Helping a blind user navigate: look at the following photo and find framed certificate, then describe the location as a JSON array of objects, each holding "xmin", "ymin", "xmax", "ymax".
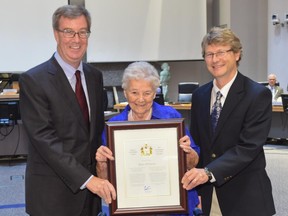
[{"xmin": 105, "ymin": 118, "xmax": 187, "ymax": 215}]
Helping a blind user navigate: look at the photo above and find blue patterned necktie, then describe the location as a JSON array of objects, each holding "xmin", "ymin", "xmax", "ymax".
[{"xmin": 211, "ymin": 91, "xmax": 222, "ymax": 133}]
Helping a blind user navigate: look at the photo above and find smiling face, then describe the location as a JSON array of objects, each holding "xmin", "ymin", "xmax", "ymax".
[
  {"xmin": 54, "ymin": 15, "xmax": 88, "ymax": 69},
  {"xmin": 124, "ymin": 79, "xmax": 156, "ymax": 120},
  {"xmin": 204, "ymin": 44, "xmax": 240, "ymax": 88}
]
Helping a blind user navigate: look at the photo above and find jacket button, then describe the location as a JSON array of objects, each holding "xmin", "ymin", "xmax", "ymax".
[{"xmin": 211, "ymin": 153, "xmax": 216, "ymax": 158}]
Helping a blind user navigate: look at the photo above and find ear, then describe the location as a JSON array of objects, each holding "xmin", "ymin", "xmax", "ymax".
[
  {"xmin": 124, "ymin": 90, "xmax": 127, "ymax": 99},
  {"xmin": 234, "ymin": 51, "xmax": 241, "ymax": 61},
  {"xmin": 53, "ymin": 30, "xmax": 60, "ymax": 43}
]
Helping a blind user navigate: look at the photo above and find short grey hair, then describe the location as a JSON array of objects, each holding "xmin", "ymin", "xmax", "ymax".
[
  {"xmin": 52, "ymin": 5, "xmax": 91, "ymax": 31},
  {"xmin": 122, "ymin": 62, "xmax": 160, "ymax": 91},
  {"xmin": 268, "ymin": 73, "xmax": 277, "ymax": 80}
]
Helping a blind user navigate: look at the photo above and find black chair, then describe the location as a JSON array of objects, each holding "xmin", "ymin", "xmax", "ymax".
[
  {"xmin": 154, "ymin": 93, "xmax": 164, "ymax": 105},
  {"xmin": 258, "ymin": 81, "xmax": 280, "ymax": 86},
  {"xmin": 178, "ymin": 82, "xmax": 199, "ymax": 103},
  {"xmin": 281, "ymin": 94, "xmax": 288, "ymax": 113},
  {"xmin": 103, "ymin": 88, "xmax": 108, "ymax": 111},
  {"xmin": 103, "ymin": 86, "xmax": 126, "ymax": 111}
]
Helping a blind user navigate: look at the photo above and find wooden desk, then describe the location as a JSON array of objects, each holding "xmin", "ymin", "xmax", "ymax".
[
  {"xmin": 272, "ymin": 105, "xmax": 283, "ymax": 112},
  {"xmin": 114, "ymin": 103, "xmax": 287, "ymax": 139},
  {"xmin": 114, "ymin": 102, "xmax": 192, "ymax": 110},
  {"xmin": 0, "ymin": 94, "xmax": 19, "ymax": 99},
  {"xmin": 0, "ymin": 94, "xmax": 26, "ymax": 156},
  {"xmin": 114, "ymin": 103, "xmax": 284, "ymax": 112},
  {"xmin": 1, "ymin": 94, "xmax": 282, "ymax": 112},
  {"xmin": 114, "ymin": 102, "xmax": 191, "ymax": 110},
  {"xmin": 0, "ymin": 94, "xmax": 117, "ymax": 156}
]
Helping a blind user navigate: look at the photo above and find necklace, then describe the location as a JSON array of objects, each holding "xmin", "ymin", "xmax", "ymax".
[{"xmin": 128, "ymin": 108, "xmax": 152, "ymax": 121}]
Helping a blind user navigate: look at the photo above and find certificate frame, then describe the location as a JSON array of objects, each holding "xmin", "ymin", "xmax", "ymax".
[{"xmin": 106, "ymin": 118, "xmax": 187, "ymax": 215}]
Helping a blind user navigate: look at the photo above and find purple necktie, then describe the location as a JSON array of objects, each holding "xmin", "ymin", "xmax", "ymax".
[{"xmin": 75, "ymin": 70, "xmax": 89, "ymax": 128}]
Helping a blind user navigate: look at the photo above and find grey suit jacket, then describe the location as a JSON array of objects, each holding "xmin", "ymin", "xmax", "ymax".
[
  {"xmin": 266, "ymin": 85, "xmax": 283, "ymax": 100},
  {"xmin": 190, "ymin": 72, "xmax": 275, "ymax": 216},
  {"xmin": 20, "ymin": 56, "xmax": 104, "ymax": 216}
]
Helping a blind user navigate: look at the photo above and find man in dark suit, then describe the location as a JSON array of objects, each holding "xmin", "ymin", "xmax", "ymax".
[
  {"xmin": 181, "ymin": 27, "xmax": 275, "ymax": 216},
  {"xmin": 19, "ymin": 5, "xmax": 116, "ymax": 216}
]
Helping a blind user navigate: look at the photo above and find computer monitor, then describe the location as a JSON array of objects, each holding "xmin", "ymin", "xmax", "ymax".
[
  {"xmin": 281, "ymin": 94, "xmax": 288, "ymax": 113},
  {"xmin": 0, "ymin": 100, "xmax": 20, "ymax": 125}
]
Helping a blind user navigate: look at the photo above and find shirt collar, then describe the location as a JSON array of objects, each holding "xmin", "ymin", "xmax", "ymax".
[
  {"xmin": 212, "ymin": 71, "xmax": 238, "ymax": 100},
  {"xmin": 54, "ymin": 52, "xmax": 84, "ymax": 79}
]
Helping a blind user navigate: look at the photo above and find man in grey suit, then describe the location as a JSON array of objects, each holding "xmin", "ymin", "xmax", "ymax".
[
  {"xmin": 20, "ymin": 5, "xmax": 116, "ymax": 216},
  {"xmin": 267, "ymin": 73, "xmax": 283, "ymax": 101},
  {"xmin": 181, "ymin": 27, "xmax": 275, "ymax": 215}
]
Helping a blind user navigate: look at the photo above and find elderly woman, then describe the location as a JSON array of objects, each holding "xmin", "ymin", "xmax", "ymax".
[{"xmin": 96, "ymin": 61, "xmax": 200, "ymax": 216}]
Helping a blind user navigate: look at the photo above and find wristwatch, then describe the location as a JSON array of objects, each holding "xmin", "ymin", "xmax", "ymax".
[{"xmin": 204, "ymin": 167, "xmax": 213, "ymax": 181}]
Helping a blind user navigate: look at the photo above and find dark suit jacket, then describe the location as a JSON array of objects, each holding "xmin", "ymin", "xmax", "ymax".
[
  {"xmin": 19, "ymin": 56, "xmax": 104, "ymax": 216},
  {"xmin": 190, "ymin": 72, "xmax": 275, "ymax": 216}
]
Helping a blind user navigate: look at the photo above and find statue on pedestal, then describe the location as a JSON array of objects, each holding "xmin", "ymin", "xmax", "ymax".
[{"xmin": 160, "ymin": 62, "xmax": 171, "ymax": 102}]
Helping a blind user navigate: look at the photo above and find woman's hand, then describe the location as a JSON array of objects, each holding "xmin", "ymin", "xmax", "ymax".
[
  {"xmin": 95, "ymin": 146, "xmax": 114, "ymax": 179},
  {"xmin": 179, "ymin": 135, "xmax": 199, "ymax": 169},
  {"xmin": 96, "ymin": 146, "xmax": 114, "ymax": 162},
  {"xmin": 179, "ymin": 135, "xmax": 193, "ymax": 153},
  {"xmin": 95, "ymin": 146, "xmax": 114, "ymax": 162}
]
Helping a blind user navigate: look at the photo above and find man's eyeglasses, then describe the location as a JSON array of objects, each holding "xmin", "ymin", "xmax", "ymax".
[
  {"xmin": 57, "ymin": 29, "xmax": 91, "ymax": 39},
  {"xmin": 204, "ymin": 49, "xmax": 233, "ymax": 60}
]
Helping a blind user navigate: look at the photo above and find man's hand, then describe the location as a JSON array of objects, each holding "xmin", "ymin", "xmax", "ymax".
[
  {"xmin": 86, "ymin": 176, "xmax": 116, "ymax": 204},
  {"xmin": 181, "ymin": 168, "xmax": 209, "ymax": 190}
]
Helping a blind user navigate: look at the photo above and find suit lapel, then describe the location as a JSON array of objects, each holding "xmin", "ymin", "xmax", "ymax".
[
  {"xmin": 48, "ymin": 57, "xmax": 89, "ymax": 133},
  {"xmin": 198, "ymin": 82, "xmax": 214, "ymax": 139},
  {"xmin": 274, "ymin": 86, "xmax": 281, "ymax": 99},
  {"xmin": 83, "ymin": 64, "xmax": 97, "ymax": 139},
  {"xmin": 83, "ymin": 63, "xmax": 105, "ymax": 143}
]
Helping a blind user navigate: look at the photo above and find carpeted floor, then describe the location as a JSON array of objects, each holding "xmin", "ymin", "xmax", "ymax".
[{"xmin": 0, "ymin": 157, "xmax": 27, "ymax": 216}]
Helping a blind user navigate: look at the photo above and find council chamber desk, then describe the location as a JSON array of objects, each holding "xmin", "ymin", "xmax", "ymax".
[
  {"xmin": 114, "ymin": 103, "xmax": 287, "ymax": 140},
  {"xmin": 114, "ymin": 102, "xmax": 284, "ymax": 112},
  {"xmin": 0, "ymin": 94, "xmax": 28, "ymax": 157},
  {"xmin": 0, "ymin": 94, "xmax": 119, "ymax": 157},
  {"xmin": 114, "ymin": 102, "xmax": 192, "ymax": 110}
]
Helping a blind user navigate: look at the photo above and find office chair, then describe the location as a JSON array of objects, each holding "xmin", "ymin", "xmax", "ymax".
[
  {"xmin": 258, "ymin": 81, "xmax": 280, "ymax": 86},
  {"xmin": 281, "ymin": 94, "xmax": 288, "ymax": 113},
  {"xmin": 103, "ymin": 88, "xmax": 108, "ymax": 111},
  {"xmin": 154, "ymin": 93, "xmax": 164, "ymax": 105},
  {"xmin": 178, "ymin": 82, "xmax": 199, "ymax": 103},
  {"xmin": 103, "ymin": 86, "xmax": 125, "ymax": 111}
]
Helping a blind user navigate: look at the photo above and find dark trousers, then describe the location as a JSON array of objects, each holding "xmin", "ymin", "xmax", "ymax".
[{"xmin": 80, "ymin": 191, "xmax": 101, "ymax": 216}]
